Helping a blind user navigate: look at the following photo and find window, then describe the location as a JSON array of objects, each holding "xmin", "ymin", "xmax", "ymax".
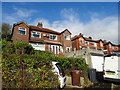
[
  {"xmin": 100, "ymin": 43, "xmax": 103, "ymax": 47},
  {"xmin": 94, "ymin": 43, "xmax": 97, "ymax": 47},
  {"xmin": 18, "ymin": 27, "xmax": 26, "ymax": 35},
  {"xmin": 112, "ymin": 46, "xmax": 114, "ymax": 49},
  {"xmin": 80, "ymin": 39, "xmax": 84, "ymax": 44},
  {"xmin": 65, "ymin": 35, "xmax": 70, "ymax": 40},
  {"xmin": 109, "ymin": 44, "xmax": 112, "ymax": 48},
  {"xmin": 91, "ymin": 42, "xmax": 94, "ymax": 46},
  {"xmin": 32, "ymin": 31, "xmax": 40, "ymax": 38},
  {"xmin": 85, "ymin": 41, "xmax": 88, "ymax": 45},
  {"xmin": 50, "ymin": 35, "xmax": 57, "ymax": 40},
  {"xmin": 116, "ymin": 46, "xmax": 118, "ymax": 49}
]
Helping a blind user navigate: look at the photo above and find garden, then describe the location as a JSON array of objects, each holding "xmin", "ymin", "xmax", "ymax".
[{"xmin": 1, "ymin": 41, "xmax": 89, "ymax": 88}]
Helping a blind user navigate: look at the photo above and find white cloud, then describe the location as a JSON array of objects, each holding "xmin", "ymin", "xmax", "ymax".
[
  {"xmin": 2, "ymin": 7, "xmax": 37, "ymax": 24},
  {"xmin": 13, "ymin": 8, "xmax": 37, "ymax": 18},
  {"xmin": 31, "ymin": 8, "xmax": 118, "ymax": 44},
  {"xmin": 3, "ymin": 7, "xmax": 118, "ymax": 44}
]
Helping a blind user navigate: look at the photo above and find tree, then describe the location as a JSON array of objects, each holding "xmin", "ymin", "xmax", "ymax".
[{"xmin": 1, "ymin": 23, "xmax": 12, "ymax": 41}]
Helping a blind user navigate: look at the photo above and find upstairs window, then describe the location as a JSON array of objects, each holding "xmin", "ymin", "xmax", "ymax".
[
  {"xmin": 80, "ymin": 39, "xmax": 84, "ymax": 44},
  {"xmin": 109, "ymin": 44, "xmax": 112, "ymax": 48},
  {"xmin": 116, "ymin": 46, "xmax": 118, "ymax": 49},
  {"xmin": 85, "ymin": 41, "xmax": 89, "ymax": 45},
  {"xmin": 91, "ymin": 42, "xmax": 95, "ymax": 46},
  {"xmin": 100, "ymin": 43, "xmax": 103, "ymax": 47},
  {"xmin": 65, "ymin": 35, "xmax": 70, "ymax": 40},
  {"xmin": 50, "ymin": 35, "xmax": 57, "ymax": 40},
  {"xmin": 18, "ymin": 27, "xmax": 26, "ymax": 35},
  {"xmin": 94, "ymin": 43, "xmax": 97, "ymax": 47},
  {"xmin": 32, "ymin": 31, "xmax": 40, "ymax": 38},
  {"xmin": 112, "ymin": 46, "xmax": 114, "ymax": 49}
]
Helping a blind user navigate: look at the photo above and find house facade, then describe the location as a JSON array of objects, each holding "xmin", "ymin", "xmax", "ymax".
[
  {"xmin": 11, "ymin": 21, "xmax": 72, "ymax": 56},
  {"xmin": 71, "ymin": 33, "xmax": 120, "ymax": 54},
  {"xmin": 103, "ymin": 41, "xmax": 120, "ymax": 54},
  {"xmin": 11, "ymin": 21, "xmax": 120, "ymax": 56},
  {"xmin": 71, "ymin": 33, "xmax": 104, "ymax": 51}
]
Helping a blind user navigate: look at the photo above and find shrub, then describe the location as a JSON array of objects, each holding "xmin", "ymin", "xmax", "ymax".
[
  {"xmin": 2, "ymin": 41, "xmax": 59, "ymax": 88},
  {"xmin": 2, "ymin": 54, "xmax": 59, "ymax": 88},
  {"xmin": 52, "ymin": 57, "xmax": 88, "ymax": 75},
  {"xmin": 2, "ymin": 41, "xmax": 35, "ymax": 54},
  {"xmin": 2, "ymin": 41, "xmax": 88, "ymax": 88}
]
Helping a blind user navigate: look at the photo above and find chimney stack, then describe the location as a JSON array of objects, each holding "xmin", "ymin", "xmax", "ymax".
[
  {"xmin": 79, "ymin": 33, "xmax": 83, "ymax": 36},
  {"xmin": 37, "ymin": 22, "xmax": 43, "ymax": 28},
  {"xmin": 104, "ymin": 40, "xmax": 107, "ymax": 43},
  {"xmin": 89, "ymin": 36, "xmax": 92, "ymax": 39}
]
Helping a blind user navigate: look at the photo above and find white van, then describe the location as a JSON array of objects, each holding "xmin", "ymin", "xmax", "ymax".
[
  {"xmin": 103, "ymin": 54, "xmax": 120, "ymax": 82},
  {"xmin": 52, "ymin": 61, "xmax": 66, "ymax": 88}
]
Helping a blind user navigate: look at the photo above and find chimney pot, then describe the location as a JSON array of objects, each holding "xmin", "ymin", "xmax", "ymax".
[{"xmin": 37, "ymin": 22, "xmax": 43, "ymax": 28}]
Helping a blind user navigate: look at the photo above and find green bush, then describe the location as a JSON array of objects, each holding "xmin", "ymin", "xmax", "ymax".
[
  {"xmin": 1, "ymin": 41, "xmax": 35, "ymax": 54},
  {"xmin": 2, "ymin": 54, "xmax": 59, "ymax": 88},
  {"xmin": 1, "ymin": 41, "xmax": 88, "ymax": 88},
  {"xmin": 2, "ymin": 41, "xmax": 59, "ymax": 88},
  {"xmin": 51, "ymin": 57, "xmax": 88, "ymax": 75}
]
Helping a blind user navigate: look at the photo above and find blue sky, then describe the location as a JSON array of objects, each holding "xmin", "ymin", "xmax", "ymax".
[{"xmin": 2, "ymin": 2, "xmax": 118, "ymax": 44}]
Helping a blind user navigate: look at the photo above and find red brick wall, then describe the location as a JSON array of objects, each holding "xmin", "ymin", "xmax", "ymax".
[
  {"xmin": 60, "ymin": 31, "xmax": 72, "ymax": 53},
  {"xmin": 97, "ymin": 41, "xmax": 104, "ymax": 50},
  {"xmin": 12, "ymin": 23, "xmax": 29, "ymax": 43}
]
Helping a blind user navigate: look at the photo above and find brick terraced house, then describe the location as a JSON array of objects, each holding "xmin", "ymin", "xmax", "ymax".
[
  {"xmin": 11, "ymin": 21, "xmax": 120, "ymax": 55},
  {"xmin": 11, "ymin": 21, "xmax": 72, "ymax": 56},
  {"xmin": 103, "ymin": 40, "xmax": 120, "ymax": 54},
  {"xmin": 71, "ymin": 33, "xmax": 104, "ymax": 51}
]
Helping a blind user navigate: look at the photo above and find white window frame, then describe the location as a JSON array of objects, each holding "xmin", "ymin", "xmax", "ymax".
[
  {"xmin": 109, "ymin": 44, "xmax": 112, "ymax": 48},
  {"xmin": 116, "ymin": 46, "xmax": 118, "ymax": 50},
  {"xmin": 100, "ymin": 43, "xmax": 103, "ymax": 47},
  {"xmin": 94, "ymin": 43, "xmax": 97, "ymax": 47},
  {"xmin": 32, "ymin": 31, "xmax": 41, "ymax": 38},
  {"xmin": 112, "ymin": 46, "xmax": 114, "ymax": 49},
  {"xmin": 50, "ymin": 34, "xmax": 57, "ymax": 40},
  {"xmin": 64, "ymin": 34, "xmax": 70, "ymax": 40},
  {"xmin": 80, "ymin": 39, "xmax": 84, "ymax": 44},
  {"xmin": 85, "ymin": 41, "xmax": 88, "ymax": 45},
  {"xmin": 18, "ymin": 27, "xmax": 26, "ymax": 35}
]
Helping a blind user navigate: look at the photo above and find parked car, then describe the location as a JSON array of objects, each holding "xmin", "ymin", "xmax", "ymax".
[
  {"xmin": 103, "ymin": 54, "xmax": 120, "ymax": 83},
  {"xmin": 52, "ymin": 61, "xmax": 66, "ymax": 88}
]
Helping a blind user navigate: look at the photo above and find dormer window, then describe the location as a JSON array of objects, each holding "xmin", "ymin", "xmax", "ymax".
[
  {"xmin": 32, "ymin": 31, "xmax": 40, "ymax": 38},
  {"xmin": 50, "ymin": 35, "xmax": 57, "ymax": 40},
  {"xmin": 65, "ymin": 35, "xmax": 70, "ymax": 40},
  {"xmin": 18, "ymin": 27, "xmax": 26, "ymax": 35}
]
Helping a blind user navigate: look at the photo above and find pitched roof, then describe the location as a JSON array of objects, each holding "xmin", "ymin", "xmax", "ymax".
[
  {"xmin": 14, "ymin": 21, "xmax": 29, "ymax": 27},
  {"xmin": 104, "ymin": 41, "xmax": 117, "ymax": 46},
  {"xmin": 29, "ymin": 25, "xmax": 60, "ymax": 35},
  {"xmin": 60, "ymin": 29, "xmax": 72, "ymax": 35},
  {"xmin": 71, "ymin": 35, "xmax": 98, "ymax": 42}
]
